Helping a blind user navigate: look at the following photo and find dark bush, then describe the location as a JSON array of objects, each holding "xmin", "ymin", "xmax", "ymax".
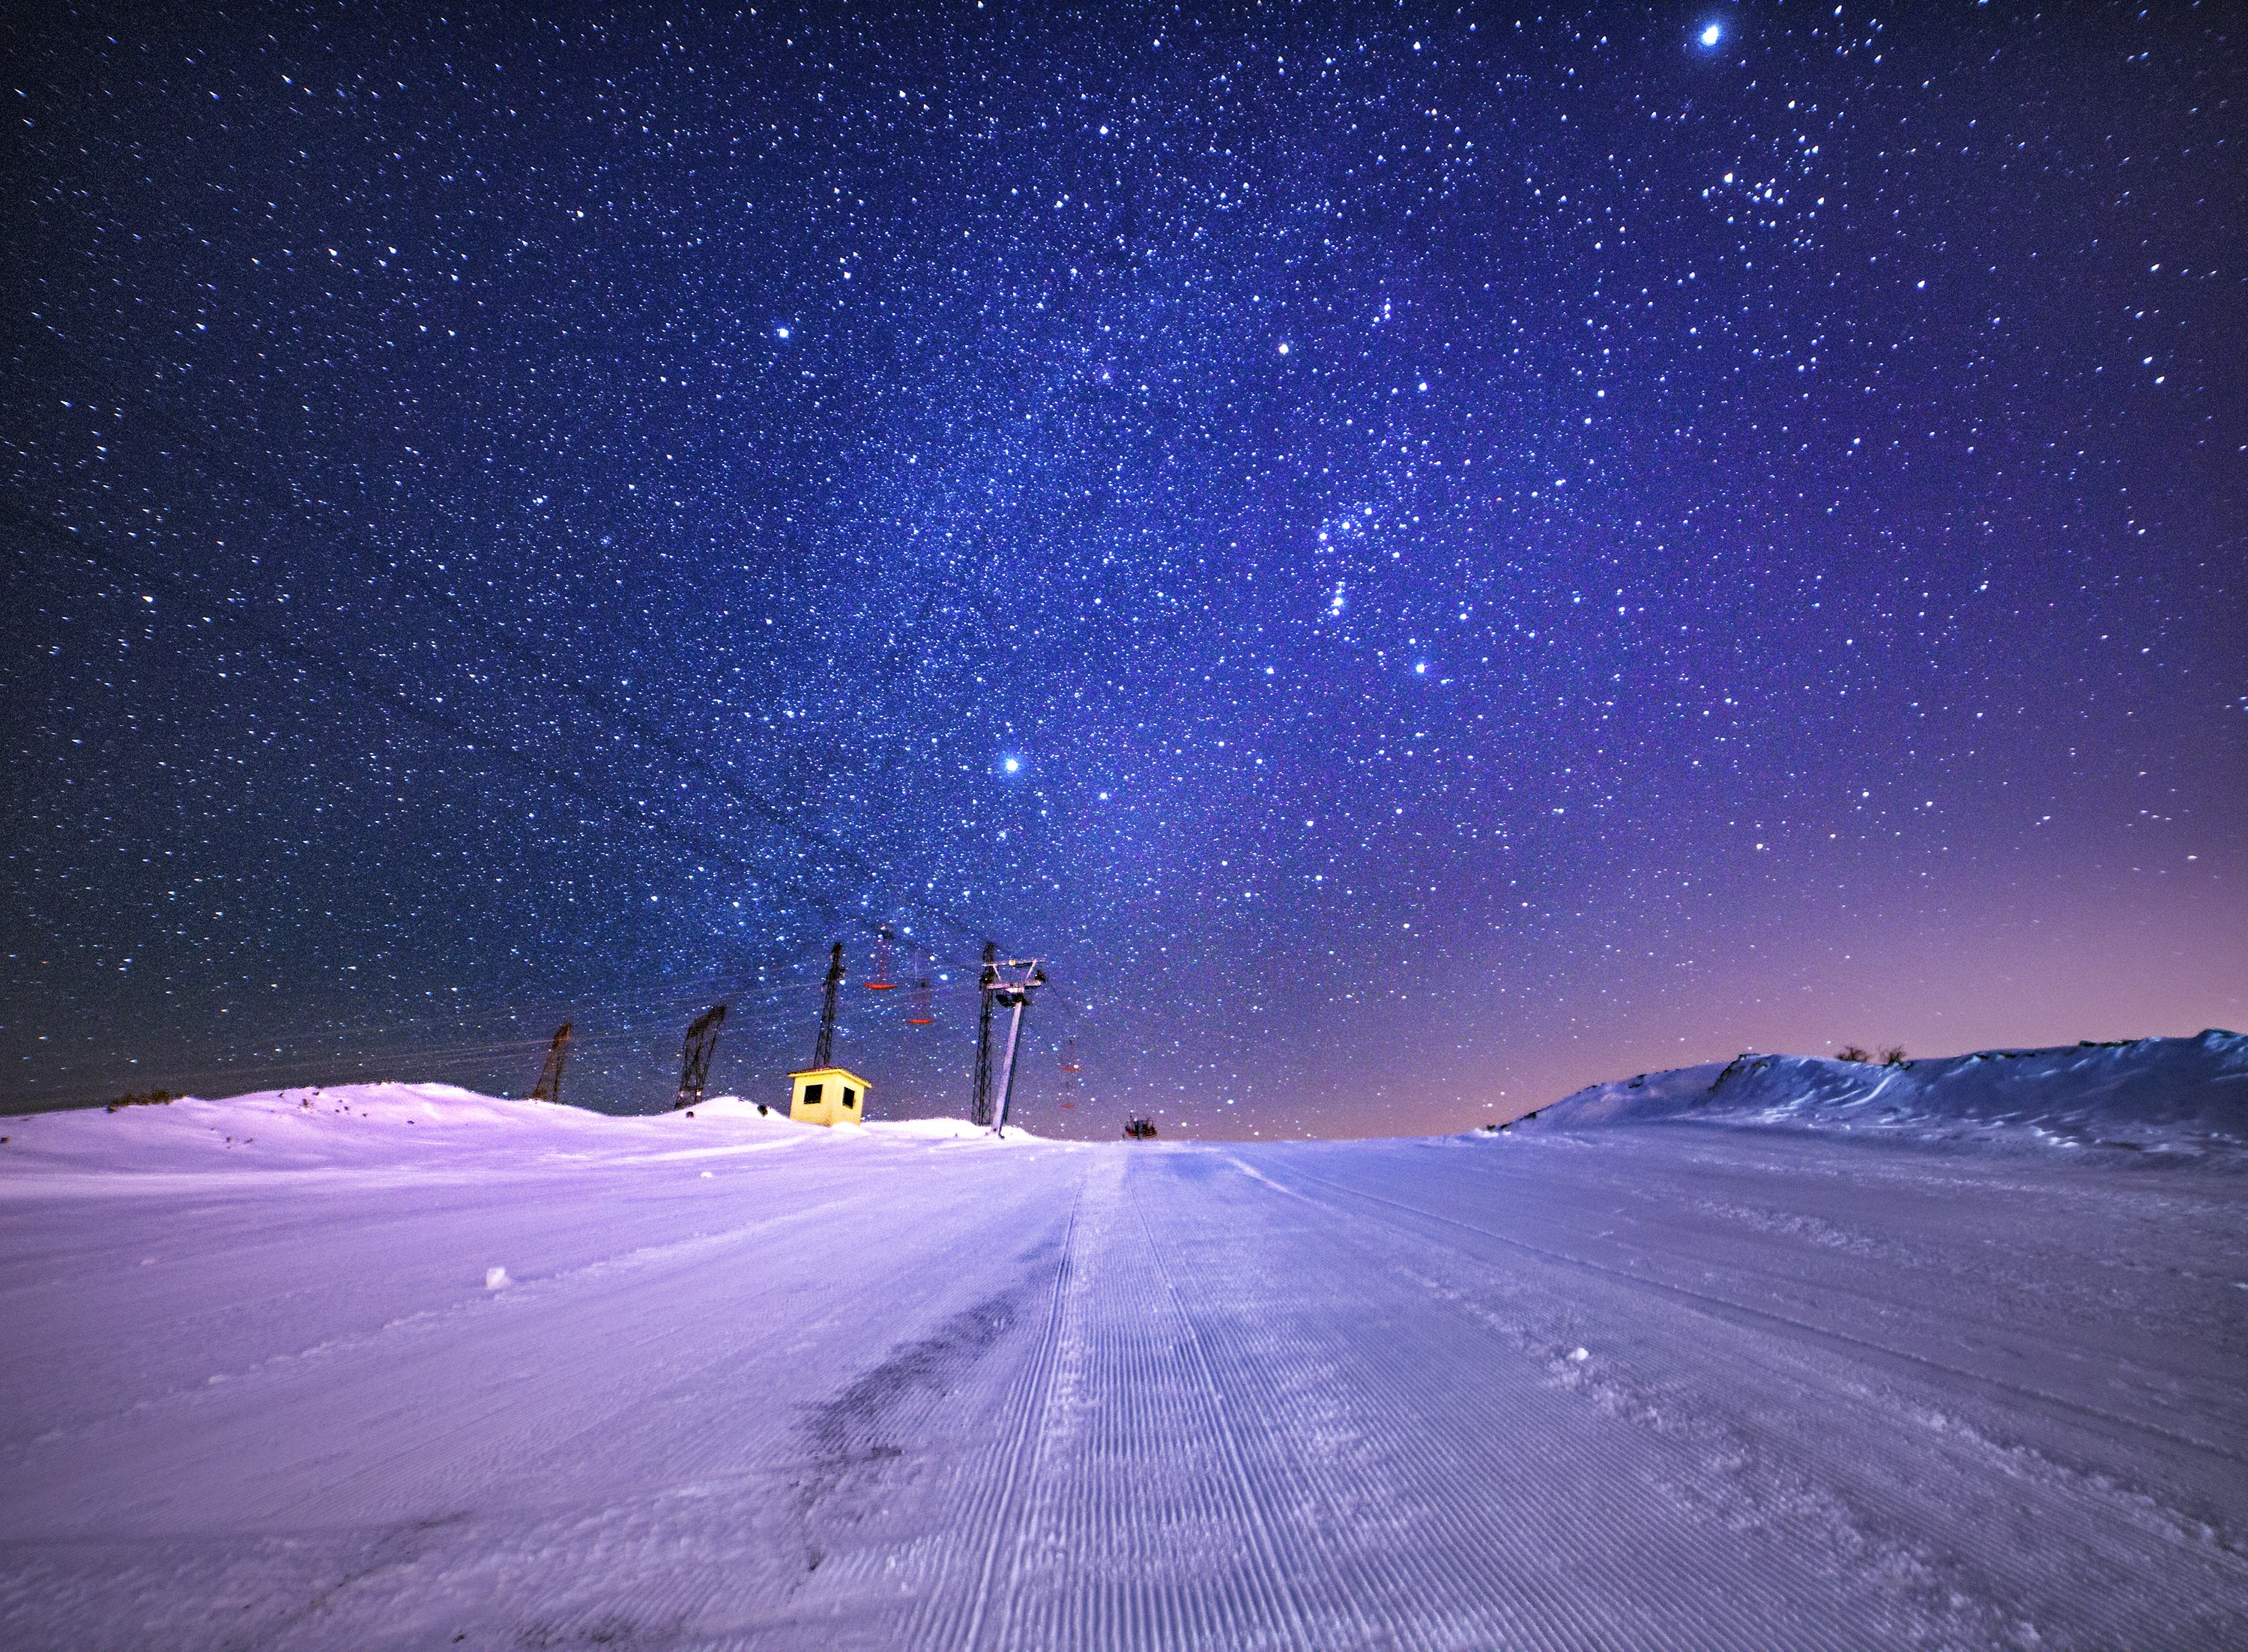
[
  {"xmin": 105, "ymin": 1089, "xmax": 178, "ymax": 1113},
  {"xmin": 1836, "ymin": 1045, "xmax": 1870, "ymax": 1064},
  {"xmin": 1881, "ymin": 1046, "xmax": 1908, "ymax": 1066}
]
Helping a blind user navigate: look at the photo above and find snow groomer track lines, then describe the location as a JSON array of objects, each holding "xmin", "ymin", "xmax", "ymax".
[{"xmin": 4, "ymin": 1056, "xmax": 2246, "ymax": 1648}]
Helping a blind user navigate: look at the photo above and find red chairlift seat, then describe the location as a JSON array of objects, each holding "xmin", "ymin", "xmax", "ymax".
[{"xmin": 865, "ymin": 927, "xmax": 899, "ymax": 990}]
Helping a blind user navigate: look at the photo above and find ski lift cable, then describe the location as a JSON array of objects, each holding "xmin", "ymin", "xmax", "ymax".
[
  {"xmin": 88, "ymin": 957, "xmax": 1011, "ymax": 1094},
  {"xmin": 3, "ymin": 503, "xmax": 1004, "ymax": 981},
  {"xmin": 326, "ymin": 966, "xmax": 868, "ymax": 1048},
  {"xmin": 0, "ymin": 360, "xmax": 997, "ymax": 960},
  {"xmin": 229, "ymin": 937, "xmax": 1012, "ymax": 1065}
]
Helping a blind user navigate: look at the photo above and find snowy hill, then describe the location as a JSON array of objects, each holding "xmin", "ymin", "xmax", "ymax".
[
  {"xmin": 0, "ymin": 1082, "xmax": 1031, "ymax": 1179},
  {"xmin": 1508, "ymin": 1029, "xmax": 2248, "ymax": 1155}
]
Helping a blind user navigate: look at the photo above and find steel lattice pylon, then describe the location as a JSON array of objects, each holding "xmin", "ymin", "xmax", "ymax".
[
  {"xmin": 813, "ymin": 942, "xmax": 845, "ymax": 1068},
  {"xmin": 675, "ymin": 1003, "xmax": 726, "ymax": 1110},
  {"xmin": 529, "ymin": 1021, "xmax": 573, "ymax": 1104}
]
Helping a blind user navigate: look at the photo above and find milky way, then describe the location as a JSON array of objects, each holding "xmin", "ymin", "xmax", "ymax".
[{"xmin": 6, "ymin": 5, "xmax": 2242, "ymax": 1135}]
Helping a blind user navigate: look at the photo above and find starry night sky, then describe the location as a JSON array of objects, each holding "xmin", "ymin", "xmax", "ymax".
[{"xmin": 6, "ymin": 4, "xmax": 2243, "ymax": 1137}]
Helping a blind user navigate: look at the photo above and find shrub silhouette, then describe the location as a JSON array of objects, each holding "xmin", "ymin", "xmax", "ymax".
[
  {"xmin": 1881, "ymin": 1046, "xmax": 1908, "ymax": 1066},
  {"xmin": 105, "ymin": 1089, "xmax": 177, "ymax": 1113},
  {"xmin": 1836, "ymin": 1045, "xmax": 1870, "ymax": 1064}
]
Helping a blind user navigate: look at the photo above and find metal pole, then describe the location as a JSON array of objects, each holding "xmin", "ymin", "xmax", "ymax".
[
  {"xmin": 971, "ymin": 941, "xmax": 997, "ymax": 1126},
  {"xmin": 991, "ymin": 996, "xmax": 1029, "ymax": 1134}
]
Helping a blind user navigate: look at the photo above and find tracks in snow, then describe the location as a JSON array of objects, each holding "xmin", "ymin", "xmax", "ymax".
[
  {"xmin": 12, "ymin": 1135, "xmax": 2244, "ymax": 1649},
  {"xmin": 929, "ymin": 1150, "xmax": 1912, "ymax": 1649},
  {"xmin": 949, "ymin": 1176, "xmax": 1086, "ymax": 1651},
  {"xmin": 1275, "ymin": 1158, "xmax": 2245, "ymax": 1466},
  {"xmin": 1244, "ymin": 1143, "xmax": 2248, "ymax": 1649}
]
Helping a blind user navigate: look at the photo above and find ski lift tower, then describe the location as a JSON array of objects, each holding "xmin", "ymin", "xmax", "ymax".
[
  {"xmin": 529, "ymin": 1021, "xmax": 573, "ymax": 1104},
  {"xmin": 971, "ymin": 943, "xmax": 998, "ymax": 1126},
  {"xmin": 674, "ymin": 1003, "xmax": 726, "ymax": 1110},
  {"xmin": 982, "ymin": 957, "xmax": 1048, "ymax": 1135}
]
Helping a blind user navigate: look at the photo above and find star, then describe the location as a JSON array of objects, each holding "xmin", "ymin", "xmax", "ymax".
[{"xmin": 4, "ymin": 4, "xmax": 2234, "ymax": 1140}]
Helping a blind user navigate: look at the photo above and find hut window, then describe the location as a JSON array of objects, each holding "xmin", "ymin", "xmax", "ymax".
[
  {"xmin": 843, "ymin": 1089, "xmax": 857, "ymax": 1109},
  {"xmin": 803, "ymin": 1083, "xmax": 824, "ymax": 1107}
]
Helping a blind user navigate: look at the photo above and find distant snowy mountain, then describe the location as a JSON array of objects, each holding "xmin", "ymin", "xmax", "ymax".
[{"xmin": 1506, "ymin": 1029, "xmax": 2248, "ymax": 1156}]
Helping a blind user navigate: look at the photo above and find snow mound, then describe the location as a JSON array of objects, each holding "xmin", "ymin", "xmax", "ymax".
[
  {"xmin": 0, "ymin": 1083, "xmax": 1021, "ymax": 1180},
  {"xmin": 864, "ymin": 1117, "xmax": 1046, "ymax": 1143},
  {"xmin": 1506, "ymin": 1029, "xmax": 2248, "ymax": 1157}
]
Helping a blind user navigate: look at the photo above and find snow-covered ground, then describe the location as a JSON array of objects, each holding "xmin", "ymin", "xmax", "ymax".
[{"xmin": 3, "ymin": 1047, "xmax": 2244, "ymax": 1648}]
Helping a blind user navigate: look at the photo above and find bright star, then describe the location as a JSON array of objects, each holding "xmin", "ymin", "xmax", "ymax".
[
  {"xmin": 1699, "ymin": 23, "xmax": 1722, "ymax": 47},
  {"xmin": 1003, "ymin": 757, "xmax": 1021, "ymax": 773}
]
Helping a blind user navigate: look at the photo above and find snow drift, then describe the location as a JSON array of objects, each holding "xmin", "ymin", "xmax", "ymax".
[
  {"xmin": 1509, "ymin": 1029, "xmax": 2248, "ymax": 1155},
  {"xmin": 0, "ymin": 1081, "xmax": 1034, "ymax": 1180}
]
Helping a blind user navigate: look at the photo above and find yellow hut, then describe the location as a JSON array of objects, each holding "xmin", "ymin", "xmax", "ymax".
[{"xmin": 788, "ymin": 1066, "xmax": 871, "ymax": 1127}]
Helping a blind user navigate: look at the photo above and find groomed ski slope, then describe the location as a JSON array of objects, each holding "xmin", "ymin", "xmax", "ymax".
[{"xmin": 3, "ymin": 1056, "xmax": 2245, "ymax": 1650}]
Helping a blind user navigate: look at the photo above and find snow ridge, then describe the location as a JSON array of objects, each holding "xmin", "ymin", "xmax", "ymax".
[
  {"xmin": 1508, "ymin": 1029, "xmax": 2248, "ymax": 1155},
  {"xmin": 0, "ymin": 1083, "xmax": 1036, "ymax": 1182}
]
